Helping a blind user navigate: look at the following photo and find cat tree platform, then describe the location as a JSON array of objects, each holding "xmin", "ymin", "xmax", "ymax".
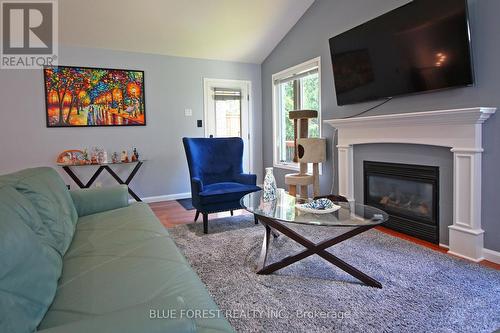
[{"xmin": 285, "ymin": 173, "xmax": 314, "ymax": 198}]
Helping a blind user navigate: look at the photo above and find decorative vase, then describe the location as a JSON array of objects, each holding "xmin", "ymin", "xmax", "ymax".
[{"xmin": 263, "ymin": 167, "xmax": 277, "ymax": 202}]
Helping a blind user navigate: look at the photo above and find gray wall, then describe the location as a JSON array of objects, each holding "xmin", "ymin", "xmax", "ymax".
[
  {"xmin": 353, "ymin": 144, "xmax": 453, "ymax": 245},
  {"xmin": 0, "ymin": 45, "xmax": 263, "ymax": 198},
  {"xmin": 262, "ymin": 0, "xmax": 499, "ymax": 251}
]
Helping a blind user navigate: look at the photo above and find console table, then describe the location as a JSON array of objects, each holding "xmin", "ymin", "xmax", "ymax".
[{"xmin": 59, "ymin": 161, "xmax": 145, "ymax": 202}]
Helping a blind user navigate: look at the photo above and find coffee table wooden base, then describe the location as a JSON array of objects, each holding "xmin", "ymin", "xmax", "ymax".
[{"xmin": 255, "ymin": 214, "xmax": 382, "ymax": 288}]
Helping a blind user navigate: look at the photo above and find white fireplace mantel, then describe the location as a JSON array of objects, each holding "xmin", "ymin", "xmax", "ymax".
[{"xmin": 325, "ymin": 107, "xmax": 496, "ymax": 262}]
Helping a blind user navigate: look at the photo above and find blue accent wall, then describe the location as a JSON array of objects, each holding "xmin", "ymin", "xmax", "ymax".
[{"xmin": 262, "ymin": 0, "xmax": 499, "ymax": 251}]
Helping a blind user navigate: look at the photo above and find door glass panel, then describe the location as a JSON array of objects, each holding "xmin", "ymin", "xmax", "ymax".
[{"xmin": 214, "ymin": 89, "xmax": 241, "ymax": 137}]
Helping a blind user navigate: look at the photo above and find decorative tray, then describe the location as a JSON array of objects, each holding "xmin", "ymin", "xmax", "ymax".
[{"xmin": 295, "ymin": 198, "xmax": 341, "ymax": 214}]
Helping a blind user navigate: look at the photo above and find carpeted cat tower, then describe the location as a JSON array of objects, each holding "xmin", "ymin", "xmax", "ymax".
[{"xmin": 285, "ymin": 110, "xmax": 326, "ymax": 199}]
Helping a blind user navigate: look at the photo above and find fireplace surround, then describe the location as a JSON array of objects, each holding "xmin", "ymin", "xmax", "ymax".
[
  {"xmin": 325, "ymin": 107, "xmax": 496, "ymax": 262},
  {"xmin": 364, "ymin": 161, "xmax": 439, "ymax": 244}
]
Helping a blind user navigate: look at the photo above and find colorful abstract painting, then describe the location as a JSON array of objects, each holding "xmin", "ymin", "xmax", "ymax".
[{"xmin": 44, "ymin": 66, "xmax": 145, "ymax": 127}]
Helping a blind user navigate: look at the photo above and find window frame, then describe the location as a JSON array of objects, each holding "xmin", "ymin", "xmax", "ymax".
[{"xmin": 272, "ymin": 57, "xmax": 321, "ymax": 171}]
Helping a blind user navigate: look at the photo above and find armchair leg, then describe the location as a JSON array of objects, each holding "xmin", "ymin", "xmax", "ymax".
[
  {"xmin": 203, "ymin": 213, "xmax": 208, "ymax": 234},
  {"xmin": 254, "ymin": 215, "xmax": 259, "ymax": 225},
  {"xmin": 194, "ymin": 210, "xmax": 200, "ymax": 222},
  {"xmin": 230, "ymin": 210, "xmax": 234, "ymax": 216}
]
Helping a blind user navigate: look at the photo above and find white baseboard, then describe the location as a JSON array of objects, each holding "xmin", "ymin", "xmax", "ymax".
[
  {"xmin": 483, "ymin": 248, "xmax": 500, "ymax": 264},
  {"xmin": 447, "ymin": 250, "xmax": 484, "ymax": 263},
  {"xmin": 130, "ymin": 192, "xmax": 191, "ymax": 203},
  {"xmin": 440, "ymin": 243, "xmax": 499, "ymax": 264}
]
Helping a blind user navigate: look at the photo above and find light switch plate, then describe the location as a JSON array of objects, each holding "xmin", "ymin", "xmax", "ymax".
[{"xmin": 184, "ymin": 108, "xmax": 193, "ymax": 116}]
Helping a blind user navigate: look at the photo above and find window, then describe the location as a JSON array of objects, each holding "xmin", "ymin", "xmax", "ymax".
[{"xmin": 272, "ymin": 57, "xmax": 321, "ymax": 170}]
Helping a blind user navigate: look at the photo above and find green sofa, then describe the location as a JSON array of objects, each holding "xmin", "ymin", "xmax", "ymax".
[{"xmin": 0, "ymin": 167, "xmax": 234, "ymax": 333}]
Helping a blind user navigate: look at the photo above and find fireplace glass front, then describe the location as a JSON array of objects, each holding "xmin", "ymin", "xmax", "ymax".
[{"xmin": 364, "ymin": 161, "xmax": 439, "ymax": 243}]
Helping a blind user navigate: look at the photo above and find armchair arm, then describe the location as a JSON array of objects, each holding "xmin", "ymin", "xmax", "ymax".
[
  {"xmin": 233, "ymin": 173, "xmax": 257, "ymax": 185},
  {"xmin": 70, "ymin": 185, "xmax": 129, "ymax": 217},
  {"xmin": 191, "ymin": 177, "xmax": 204, "ymax": 194}
]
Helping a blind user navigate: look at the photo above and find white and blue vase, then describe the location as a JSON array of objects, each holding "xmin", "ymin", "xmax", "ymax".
[{"xmin": 263, "ymin": 167, "xmax": 277, "ymax": 202}]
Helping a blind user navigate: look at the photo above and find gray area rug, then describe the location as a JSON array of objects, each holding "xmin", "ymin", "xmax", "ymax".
[{"xmin": 169, "ymin": 215, "xmax": 500, "ymax": 333}]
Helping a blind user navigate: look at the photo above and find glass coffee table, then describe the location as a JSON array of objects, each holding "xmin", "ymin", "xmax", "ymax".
[{"xmin": 240, "ymin": 189, "xmax": 389, "ymax": 288}]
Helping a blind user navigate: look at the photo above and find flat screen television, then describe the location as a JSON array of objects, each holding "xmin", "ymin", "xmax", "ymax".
[{"xmin": 329, "ymin": 0, "xmax": 473, "ymax": 106}]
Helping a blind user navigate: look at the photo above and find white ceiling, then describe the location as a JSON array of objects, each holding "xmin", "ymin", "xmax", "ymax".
[{"xmin": 59, "ymin": 0, "xmax": 314, "ymax": 64}]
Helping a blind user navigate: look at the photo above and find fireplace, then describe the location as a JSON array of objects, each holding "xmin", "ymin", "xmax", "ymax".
[
  {"xmin": 326, "ymin": 107, "xmax": 496, "ymax": 261},
  {"xmin": 364, "ymin": 161, "xmax": 439, "ymax": 243}
]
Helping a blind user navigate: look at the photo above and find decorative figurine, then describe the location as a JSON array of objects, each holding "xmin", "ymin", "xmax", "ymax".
[
  {"xmin": 121, "ymin": 150, "xmax": 129, "ymax": 163},
  {"xmin": 112, "ymin": 152, "xmax": 119, "ymax": 164},
  {"xmin": 56, "ymin": 150, "xmax": 86, "ymax": 165},
  {"xmin": 97, "ymin": 148, "xmax": 105, "ymax": 164},
  {"xmin": 90, "ymin": 147, "xmax": 99, "ymax": 164},
  {"xmin": 133, "ymin": 148, "xmax": 139, "ymax": 160},
  {"xmin": 82, "ymin": 149, "xmax": 89, "ymax": 163},
  {"xmin": 102, "ymin": 150, "xmax": 109, "ymax": 164}
]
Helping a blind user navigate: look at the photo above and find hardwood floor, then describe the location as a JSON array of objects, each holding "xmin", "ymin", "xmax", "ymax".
[
  {"xmin": 150, "ymin": 200, "xmax": 500, "ymax": 270},
  {"xmin": 149, "ymin": 200, "xmax": 249, "ymax": 228}
]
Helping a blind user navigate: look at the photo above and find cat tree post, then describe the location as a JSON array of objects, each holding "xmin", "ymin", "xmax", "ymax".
[{"xmin": 299, "ymin": 117, "xmax": 309, "ymax": 197}]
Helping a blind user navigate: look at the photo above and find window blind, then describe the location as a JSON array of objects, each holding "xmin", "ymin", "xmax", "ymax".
[
  {"xmin": 273, "ymin": 67, "xmax": 318, "ymax": 85},
  {"xmin": 213, "ymin": 88, "xmax": 242, "ymax": 101}
]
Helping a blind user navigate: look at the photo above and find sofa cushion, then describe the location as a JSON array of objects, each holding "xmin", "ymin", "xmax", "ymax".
[
  {"xmin": 70, "ymin": 185, "xmax": 129, "ymax": 217},
  {"xmin": 38, "ymin": 203, "xmax": 234, "ymax": 333},
  {"xmin": 0, "ymin": 167, "xmax": 78, "ymax": 255},
  {"xmin": 0, "ymin": 185, "xmax": 62, "ymax": 333},
  {"xmin": 199, "ymin": 182, "xmax": 260, "ymax": 205}
]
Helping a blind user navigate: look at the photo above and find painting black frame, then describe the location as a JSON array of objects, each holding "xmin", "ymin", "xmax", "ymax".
[{"xmin": 43, "ymin": 65, "xmax": 146, "ymax": 127}]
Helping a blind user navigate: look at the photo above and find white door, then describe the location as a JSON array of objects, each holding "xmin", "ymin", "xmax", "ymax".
[{"xmin": 203, "ymin": 78, "xmax": 252, "ymax": 172}]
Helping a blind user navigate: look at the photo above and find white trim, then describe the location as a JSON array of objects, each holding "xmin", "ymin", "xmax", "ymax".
[
  {"xmin": 325, "ymin": 107, "xmax": 496, "ymax": 128},
  {"xmin": 130, "ymin": 192, "xmax": 191, "ymax": 204},
  {"xmin": 447, "ymin": 250, "xmax": 484, "ymax": 263},
  {"xmin": 325, "ymin": 106, "xmax": 497, "ymax": 262},
  {"xmin": 203, "ymin": 78, "xmax": 253, "ymax": 173},
  {"xmin": 273, "ymin": 163, "xmax": 302, "ymax": 172},
  {"xmin": 272, "ymin": 57, "xmax": 321, "ymax": 80},
  {"xmin": 483, "ymin": 248, "xmax": 500, "ymax": 264},
  {"xmin": 440, "ymin": 241, "xmax": 500, "ymax": 265}
]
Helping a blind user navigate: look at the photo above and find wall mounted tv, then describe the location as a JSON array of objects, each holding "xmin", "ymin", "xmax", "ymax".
[{"xmin": 329, "ymin": 0, "xmax": 473, "ymax": 106}]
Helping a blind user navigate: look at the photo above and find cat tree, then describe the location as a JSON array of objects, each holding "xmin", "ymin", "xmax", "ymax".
[{"xmin": 285, "ymin": 110, "xmax": 326, "ymax": 199}]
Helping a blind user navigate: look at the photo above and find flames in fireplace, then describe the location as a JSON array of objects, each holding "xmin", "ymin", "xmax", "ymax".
[{"xmin": 368, "ymin": 175, "xmax": 433, "ymax": 220}]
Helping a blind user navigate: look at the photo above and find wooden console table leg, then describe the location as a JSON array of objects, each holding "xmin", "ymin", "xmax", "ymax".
[
  {"xmin": 62, "ymin": 166, "xmax": 85, "ymax": 188},
  {"xmin": 103, "ymin": 164, "xmax": 143, "ymax": 202},
  {"xmin": 85, "ymin": 166, "xmax": 105, "ymax": 188}
]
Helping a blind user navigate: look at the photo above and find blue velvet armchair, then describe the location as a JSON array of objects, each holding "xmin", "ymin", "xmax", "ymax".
[{"xmin": 182, "ymin": 137, "xmax": 260, "ymax": 233}]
